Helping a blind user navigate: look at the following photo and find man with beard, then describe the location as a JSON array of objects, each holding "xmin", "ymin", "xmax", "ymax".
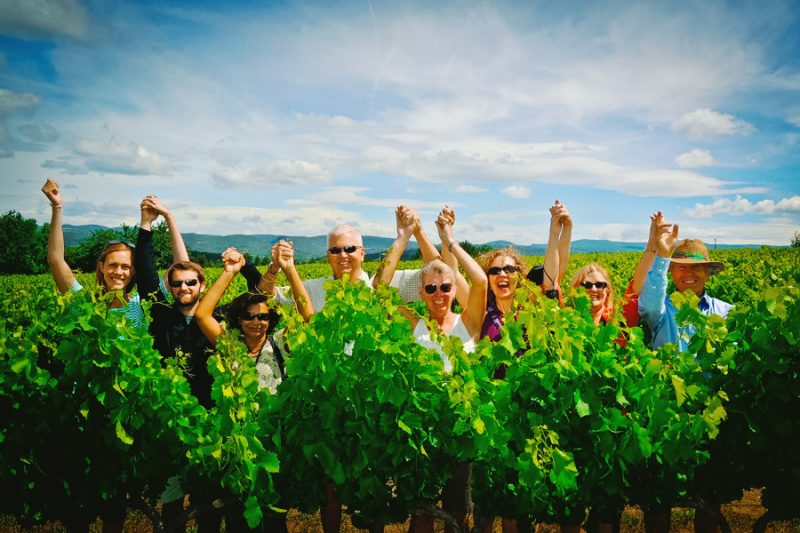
[{"xmin": 135, "ymin": 196, "xmax": 263, "ymax": 530}]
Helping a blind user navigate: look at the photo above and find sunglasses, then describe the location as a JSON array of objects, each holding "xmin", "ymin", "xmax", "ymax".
[
  {"xmin": 105, "ymin": 240, "xmax": 136, "ymax": 250},
  {"xmin": 580, "ymin": 281, "xmax": 608, "ymax": 290},
  {"xmin": 169, "ymin": 279, "xmax": 200, "ymax": 288},
  {"xmin": 487, "ymin": 265, "xmax": 520, "ymax": 276},
  {"xmin": 328, "ymin": 245, "xmax": 362, "ymax": 255},
  {"xmin": 241, "ymin": 311, "xmax": 271, "ymax": 321},
  {"xmin": 424, "ymin": 283, "xmax": 453, "ymax": 295}
]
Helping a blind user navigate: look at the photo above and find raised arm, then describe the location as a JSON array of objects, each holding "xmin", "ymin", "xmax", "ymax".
[
  {"xmin": 541, "ymin": 201, "xmax": 562, "ymax": 292},
  {"xmin": 195, "ymin": 248, "xmax": 244, "ymax": 345},
  {"xmin": 436, "ymin": 207, "xmax": 470, "ymax": 307},
  {"xmin": 638, "ymin": 219, "xmax": 679, "ymax": 326},
  {"xmin": 41, "ymin": 179, "xmax": 76, "ymax": 293},
  {"xmin": 135, "ymin": 197, "xmax": 163, "ymax": 300},
  {"xmin": 554, "ymin": 200, "xmax": 572, "ymax": 284},
  {"xmin": 630, "ymin": 211, "xmax": 664, "ymax": 295},
  {"xmin": 436, "ymin": 208, "xmax": 487, "ymax": 337},
  {"xmin": 141, "ymin": 196, "xmax": 190, "ymax": 263},
  {"xmin": 273, "ymin": 239, "xmax": 314, "ymax": 321},
  {"xmin": 372, "ymin": 205, "xmax": 416, "ymax": 288}
]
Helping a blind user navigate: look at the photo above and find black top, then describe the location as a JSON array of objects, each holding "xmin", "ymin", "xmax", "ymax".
[{"xmin": 135, "ymin": 228, "xmax": 262, "ymax": 408}]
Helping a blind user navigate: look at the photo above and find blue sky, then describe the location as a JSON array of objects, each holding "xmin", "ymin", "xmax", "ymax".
[{"xmin": 1, "ymin": 0, "xmax": 798, "ymax": 246}]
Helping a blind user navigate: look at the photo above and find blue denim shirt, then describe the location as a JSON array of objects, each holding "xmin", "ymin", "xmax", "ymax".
[{"xmin": 638, "ymin": 256, "xmax": 733, "ymax": 351}]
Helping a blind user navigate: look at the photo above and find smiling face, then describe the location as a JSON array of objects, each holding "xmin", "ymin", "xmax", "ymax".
[
  {"xmin": 97, "ymin": 250, "xmax": 133, "ymax": 292},
  {"xmin": 239, "ymin": 302, "xmax": 271, "ymax": 342},
  {"xmin": 327, "ymin": 230, "xmax": 365, "ymax": 281},
  {"xmin": 579, "ymin": 270, "xmax": 610, "ymax": 312},
  {"xmin": 670, "ymin": 262, "xmax": 710, "ymax": 296},
  {"xmin": 169, "ymin": 268, "xmax": 205, "ymax": 310},
  {"xmin": 420, "ymin": 270, "xmax": 455, "ymax": 320},
  {"xmin": 487, "ymin": 254, "xmax": 520, "ymax": 301}
]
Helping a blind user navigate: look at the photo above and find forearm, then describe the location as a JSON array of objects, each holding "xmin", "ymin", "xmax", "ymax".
[
  {"xmin": 441, "ymin": 241, "xmax": 470, "ymax": 307},
  {"xmin": 241, "ymin": 260, "xmax": 263, "ymax": 292},
  {"xmin": 638, "ymin": 256, "xmax": 669, "ymax": 324},
  {"xmin": 257, "ymin": 264, "xmax": 279, "ymax": 295},
  {"xmin": 135, "ymin": 228, "xmax": 161, "ymax": 299},
  {"xmin": 373, "ymin": 233, "xmax": 411, "ymax": 288},
  {"xmin": 163, "ymin": 213, "xmax": 190, "ymax": 263},
  {"xmin": 196, "ymin": 270, "xmax": 236, "ymax": 320},
  {"xmin": 284, "ymin": 266, "xmax": 315, "ymax": 321},
  {"xmin": 542, "ymin": 224, "xmax": 560, "ymax": 291},
  {"xmin": 413, "ymin": 226, "xmax": 441, "ymax": 263},
  {"xmin": 47, "ymin": 205, "xmax": 74, "ymax": 292},
  {"xmin": 631, "ymin": 246, "xmax": 658, "ymax": 295},
  {"xmin": 557, "ymin": 224, "xmax": 572, "ymax": 283}
]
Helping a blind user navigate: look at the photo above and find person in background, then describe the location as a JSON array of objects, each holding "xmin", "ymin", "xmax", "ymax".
[{"xmin": 638, "ymin": 217, "xmax": 732, "ymax": 533}]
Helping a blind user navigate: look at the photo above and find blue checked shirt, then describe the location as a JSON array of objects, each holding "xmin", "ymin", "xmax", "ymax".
[{"xmin": 638, "ymin": 256, "xmax": 733, "ymax": 351}]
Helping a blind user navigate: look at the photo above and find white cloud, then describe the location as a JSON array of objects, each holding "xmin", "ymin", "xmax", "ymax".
[
  {"xmin": 0, "ymin": 0, "xmax": 88, "ymax": 40},
  {"xmin": 788, "ymin": 113, "xmax": 800, "ymax": 128},
  {"xmin": 73, "ymin": 138, "xmax": 175, "ymax": 176},
  {"xmin": 675, "ymin": 148, "xmax": 715, "ymax": 168},
  {"xmin": 683, "ymin": 195, "xmax": 800, "ymax": 218},
  {"xmin": 501, "ymin": 186, "xmax": 531, "ymax": 199},
  {"xmin": 455, "ymin": 184, "xmax": 487, "ymax": 193},
  {"xmin": 672, "ymin": 108, "xmax": 755, "ymax": 139},
  {"xmin": 0, "ymin": 89, "xmax": 40, "ymax": 117},
  {"xmin": 212, "ymin": 160, "xmax": 331, "ymax": 189},
  {"xmin": 17, "ymin": 122, "xmax": 59, "ymax": 143}
]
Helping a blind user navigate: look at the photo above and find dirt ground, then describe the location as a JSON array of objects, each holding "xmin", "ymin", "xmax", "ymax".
[{"xmin": 2, "ymin": 489, "xmax": 799, "ymax": 532}]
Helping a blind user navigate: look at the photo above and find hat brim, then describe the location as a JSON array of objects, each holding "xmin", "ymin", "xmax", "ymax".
[{"xmin": 670, "ymin": 258, "xmax": 724, "ymax": 275}]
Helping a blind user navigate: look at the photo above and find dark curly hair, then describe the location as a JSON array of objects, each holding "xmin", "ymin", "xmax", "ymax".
[{"xmin": 224, "ymin": 292, "xmax": 280, "ymax": 336}]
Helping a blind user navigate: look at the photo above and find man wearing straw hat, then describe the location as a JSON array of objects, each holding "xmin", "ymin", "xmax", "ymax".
[
  {"xmin": 637, "ymin": 218, "xmax": 733, "ymax": 533},
  {"xmin": 639, "ymin": 220, "xmax": 733, "ymax": 352}
]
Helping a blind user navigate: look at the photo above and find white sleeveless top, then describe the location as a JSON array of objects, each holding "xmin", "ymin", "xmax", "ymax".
[{"xmin": 413, "ymin": 314, "xmax": 475, "ymax": 372}]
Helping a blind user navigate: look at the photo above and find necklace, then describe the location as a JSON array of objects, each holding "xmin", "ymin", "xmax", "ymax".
[{"xmin": 247, "ymin": 336, "xmax": 267, "ymax": 358}]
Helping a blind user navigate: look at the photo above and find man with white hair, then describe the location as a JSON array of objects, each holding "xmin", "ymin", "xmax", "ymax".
[{"xmin": 258, "ymin": 208, "xmax": 439, "ymax": 311}]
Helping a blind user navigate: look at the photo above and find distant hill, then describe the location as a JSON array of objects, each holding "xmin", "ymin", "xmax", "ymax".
[{"xmin": 58, "ymin": 224, "xmax": 768, "ymax": 262}]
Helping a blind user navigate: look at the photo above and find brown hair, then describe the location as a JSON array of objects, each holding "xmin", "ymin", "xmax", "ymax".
[
  {"xmin": 476, "ymin": 246, "xmax": 528, "ymax": 274},
  {"xmin": 95, "ymin": 242, "xmax": 136, "ymax": 293},
  {"xmin": 167, "ymin": 261, "xmax": 206, "ymax": 285}
]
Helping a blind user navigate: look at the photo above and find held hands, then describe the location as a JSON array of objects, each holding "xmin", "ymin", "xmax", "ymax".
[
  {"xmin": 139, "ymin": 196, "xmax": 159, "ymax": 226},
  {"xmin": 395, "ymin": 205, "xmax": 417, "ymax": 239},
  {"xmin": 271, "ymin": 239, "xmax": 296, "ymax": 271},
  {"xmin": 221, "ymin": 247, "xmax": 245, "ymax": 273},
  {"xmin": 436, "ymin": 205, "xmax": 455, "ymax": 245},
  {"xmin": 550, "ymin": 199, "xmax": 572, "ymax": 229},
  {"xmin": 41, "ymin": 179, "xmax": 62, "ymax": 207}
]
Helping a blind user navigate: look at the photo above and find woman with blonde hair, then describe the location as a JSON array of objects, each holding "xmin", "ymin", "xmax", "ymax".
[{"xmin": 570, "ymin": 262, "xmax": 616, "ymax": 327}]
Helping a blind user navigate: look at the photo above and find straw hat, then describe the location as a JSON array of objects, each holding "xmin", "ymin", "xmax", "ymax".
[{"xmin": 670, "ymin": 239, "xmax": 724, "ymax": 275}]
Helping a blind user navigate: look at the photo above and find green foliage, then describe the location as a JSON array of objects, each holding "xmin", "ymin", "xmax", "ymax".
[
  {"xmin": 0, "ymin": 211, "xmax": 48, "ymax": 274},
  {"xmin": 1, "ymin": 247, "xmax": 799, "ymax": 528},
  {"xmin": 457, "ymin": 240, "xmax": 494, "ymax": 258},
  {"xmin": 791, "ymin": 230, "xmax": 800, "ymax": 248}
]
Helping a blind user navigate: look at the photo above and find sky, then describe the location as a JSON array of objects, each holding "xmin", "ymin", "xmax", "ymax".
[{"xmin": 0, "ymin": 0, "xmax": 799, "ymax": 247}]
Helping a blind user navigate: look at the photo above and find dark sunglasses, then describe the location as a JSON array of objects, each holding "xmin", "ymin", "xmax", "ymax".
[
  {"xmin": 487, "ymin": 265, "xmax": 520, "ymax": 276},
  {"xmin": 169, "ymin": 279, "xmax": 200, "ymax": 288},
  {"xmin": 424, "ymin": 283, "xmax": 453, "ymax": 295},
  {"xmin": 580, "ymin": 281, "xmax": 608, "ymax": 290},
  {"xmin": 241, "ymin": 311, "xmax": 271, "ymax": 321},
  {"xmin": 328, "ymin": 244, "xmax": 361, "ymax": 255},
  {"xmin": 105, "ymin": 240, "xmax": 136, "ymax": 250}
]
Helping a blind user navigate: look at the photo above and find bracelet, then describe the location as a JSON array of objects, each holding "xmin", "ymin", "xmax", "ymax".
[
  {"xmin": 448, "ymin": 241, "xmax": 457, "ymax": 252},
  {"xmin": 51, "ymin": 204, "xmax": 62, "ymax": 209},
  {"xmin": 266, "ymin": 263, "xmax": 280, "ymax": 276}
]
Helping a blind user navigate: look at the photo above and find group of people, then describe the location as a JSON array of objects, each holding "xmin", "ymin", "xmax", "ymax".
[{"xmin": 41, "ymin": 178, "xmax": 732, "ymax": 533}]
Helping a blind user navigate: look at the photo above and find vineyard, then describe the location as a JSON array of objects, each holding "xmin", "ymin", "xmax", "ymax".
[{"xmin": 1, "ymin": 248, "xmax": 798, "ymax": 532}]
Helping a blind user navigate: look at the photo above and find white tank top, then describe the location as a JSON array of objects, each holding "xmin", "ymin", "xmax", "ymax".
[{"xmin": 413, "ymin": 314, "xmax": 475, "ymax": 372}]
